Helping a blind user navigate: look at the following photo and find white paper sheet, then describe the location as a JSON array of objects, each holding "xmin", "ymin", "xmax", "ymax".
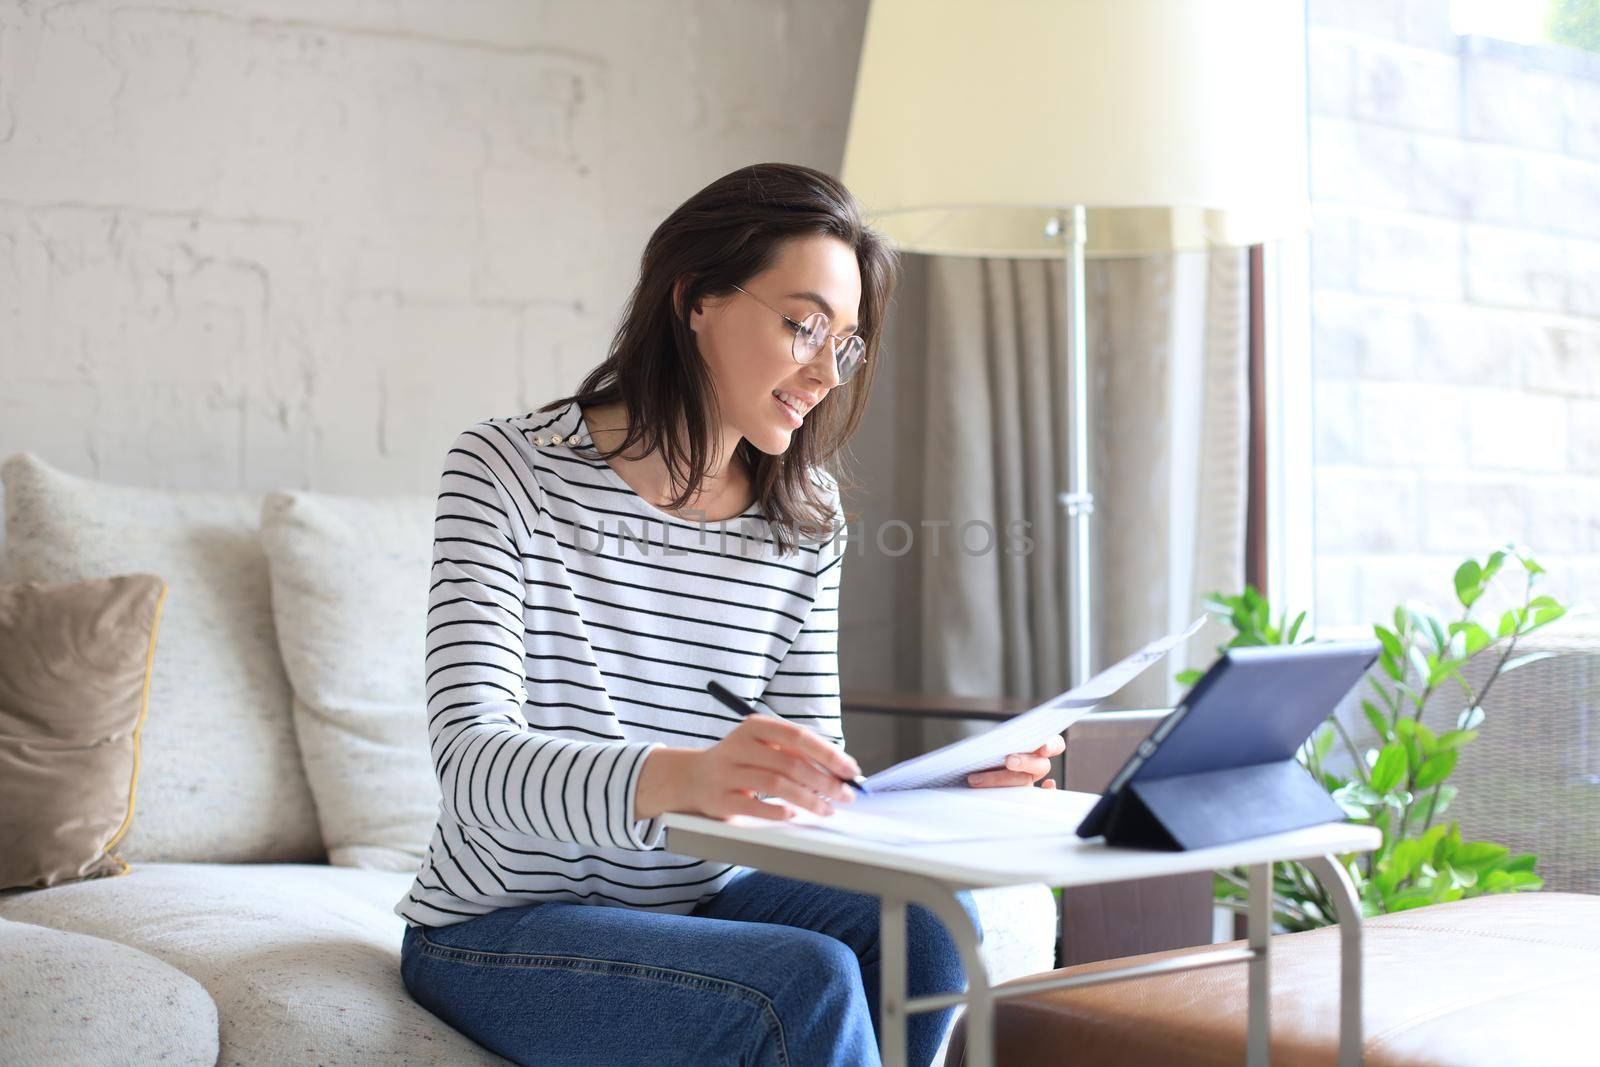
[
  {"xmin": 768, "ymin": 786, "xmax": 1088, "ymax": 845},
  {"xmin": 860, "ymin": 617, "xmax": 1206, "ymax": 794}
]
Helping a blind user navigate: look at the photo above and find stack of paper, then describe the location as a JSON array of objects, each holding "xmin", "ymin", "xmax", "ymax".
[
  {"xmin": 768, "ymin": 618, "xmax": 1204, "ymax": 845},
  {"xmin": 781, "ymin": 786, "xmax": 1087, "ymax": 846},
  {"xmin": 863, "ymin": 617, "xmax": 1203, "ymax": 794}
]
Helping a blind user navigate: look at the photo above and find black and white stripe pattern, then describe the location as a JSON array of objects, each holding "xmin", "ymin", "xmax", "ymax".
[{"xmin": 395, "ymin": 401, "xmax": 845, "ymax": 928}]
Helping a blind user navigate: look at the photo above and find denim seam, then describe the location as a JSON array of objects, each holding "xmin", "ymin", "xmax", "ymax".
[{"xmin": 412, "ymin": 929, "xmax": 790, "ymax": 1066}]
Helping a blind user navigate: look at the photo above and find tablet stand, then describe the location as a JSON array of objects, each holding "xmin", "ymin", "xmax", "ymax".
[{"xmin": 1101, "ymin": 758, "xmax": 1349, "ymax": 851}]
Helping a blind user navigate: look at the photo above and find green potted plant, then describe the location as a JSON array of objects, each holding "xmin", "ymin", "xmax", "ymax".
[{"xmin": 1183, "ymin": 544, "xmax": 1567, "ymax": 930}]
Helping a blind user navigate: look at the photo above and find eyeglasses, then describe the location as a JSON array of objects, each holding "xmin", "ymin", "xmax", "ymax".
[{"xmin": 731, "ymin": 284, "xmax": 868, "ymax": 384}]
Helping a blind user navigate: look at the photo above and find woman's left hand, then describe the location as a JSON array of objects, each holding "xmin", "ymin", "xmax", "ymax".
[{"xmin": 965, "ymin": 734, "xmax": 1066, "ymax": 789}]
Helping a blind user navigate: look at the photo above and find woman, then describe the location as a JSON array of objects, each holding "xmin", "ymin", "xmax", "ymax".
[{"xmin": 395, "ymin": 162, "xmax": 1063, "ymax": 1067}]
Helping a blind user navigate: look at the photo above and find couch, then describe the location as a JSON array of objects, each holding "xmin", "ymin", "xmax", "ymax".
[{"xmin": 0, "ymin": 450, "xmax": 1076, "ymax": 1066}]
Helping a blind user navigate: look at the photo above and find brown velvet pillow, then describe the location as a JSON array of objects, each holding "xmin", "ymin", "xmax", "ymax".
[{"xmin": 0, "ymin": 574, "xmax": 167, "ymax": 889}]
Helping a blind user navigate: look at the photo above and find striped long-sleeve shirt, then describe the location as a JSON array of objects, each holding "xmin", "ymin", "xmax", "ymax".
[{"xmin": 394, "ymin": 400, "xmax": 846, "ymax": 929}]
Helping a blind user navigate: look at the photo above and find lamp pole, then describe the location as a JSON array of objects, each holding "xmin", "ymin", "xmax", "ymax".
[{"xmin": 1049, "ymin": 204, "xmax": 1094, "ymax": 688}]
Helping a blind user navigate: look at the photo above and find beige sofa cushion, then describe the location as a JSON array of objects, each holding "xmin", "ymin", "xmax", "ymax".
[
  {"xmin": 0, "ymin": 863, "xmax": 510, "ymax": 1066},
  {"xmin": 0, "ymin": 864, "xmax": 1053, "ymax": 1067},
  {"xmin": 0, "ymin": 915, "xmax": 219, "ymax": 1066},
  {"xmin": 259, "ymin": 489, "xmax": 440, "ymax": 869},
  {"xmin": 0, "ymin": 452, "xmax": 323, "ymax": 864},
  {"xmin": 0, "ymin": 574, "xmax": 167, "ymax": 889}
]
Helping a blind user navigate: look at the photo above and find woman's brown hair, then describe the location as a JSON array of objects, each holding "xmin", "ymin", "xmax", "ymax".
[{"xmin": 544, "ymin": 162, "xmax": 900, "ymax": 555}]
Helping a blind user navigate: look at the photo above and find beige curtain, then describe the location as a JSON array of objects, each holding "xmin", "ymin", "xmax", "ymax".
[{"xmin": 837, "ymin": 249, "xmax": 1250, "ymax": 764}]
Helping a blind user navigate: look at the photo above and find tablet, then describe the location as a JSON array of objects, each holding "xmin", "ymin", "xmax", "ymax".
[{"xmin": 1076, "ymin": 639, "xmax": 1380, "ymax": 843}]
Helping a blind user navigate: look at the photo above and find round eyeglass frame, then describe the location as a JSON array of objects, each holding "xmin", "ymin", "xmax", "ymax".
[{"xmin": 730, "ymin": 283, "xmax": 867, "ymax": 383}]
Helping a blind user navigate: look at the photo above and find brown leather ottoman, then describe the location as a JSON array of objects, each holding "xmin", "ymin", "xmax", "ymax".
[{"xmin": 945, "ymin": 892, "xmax": 1599, "ymax": 1066}]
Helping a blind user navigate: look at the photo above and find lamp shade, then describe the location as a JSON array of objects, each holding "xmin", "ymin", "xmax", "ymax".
[{"xmin": 840, "ymin": 0, "xmax": 1310, "ymax": 258}]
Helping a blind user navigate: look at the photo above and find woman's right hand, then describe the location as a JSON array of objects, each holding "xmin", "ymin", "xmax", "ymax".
[{"xmin": 635, "ymin": 717, "xmax": 862, "ymax": 822}]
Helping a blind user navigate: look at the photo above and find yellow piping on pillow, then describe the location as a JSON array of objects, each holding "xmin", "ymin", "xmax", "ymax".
[{"xmin": 102, "ymin": 579, "xmax": 168, "ymax": 876}]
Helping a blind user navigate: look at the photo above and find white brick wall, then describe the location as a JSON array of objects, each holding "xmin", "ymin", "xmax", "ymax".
[
  {"xmin": 1309, "ymin": 1, "xmax": 1600, "ymax": 624},
  {"xmin": 0, "ymin": 0, "xmax": 869, "ymax": 497},
  {"xmin": 0, "ymin": 0, "xmax": 916, "ymax": 769}
]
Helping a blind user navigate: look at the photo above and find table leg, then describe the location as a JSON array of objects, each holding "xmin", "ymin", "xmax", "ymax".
[
  {"xmin": 1302, "ymin": 853, "xmax": 1363, "ymax": 1067},
  {"xmin": 1247, "ymin": 862, "xmax": 1272, "ymax": 1067},
  {"xmin": 880, "ymin": 895, "xmax": 907, "ymax": 1067},
  {"xmin": 959, "ymin": 942, "xmax": 994, "ymax": 1067},
  {"xmin": 881, "ymin": 885, "xmax": 994, "ymax": 1067}
]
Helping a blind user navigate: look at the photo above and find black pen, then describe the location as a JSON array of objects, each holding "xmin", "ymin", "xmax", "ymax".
[{"xmin": 705, "ymin": 679, "xmax": 871, "ymax": 796}]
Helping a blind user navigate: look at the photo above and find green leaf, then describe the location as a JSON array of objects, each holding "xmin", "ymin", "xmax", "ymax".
[
  {"xmin": 1382, "ymin": 789, "xmax": 1414, "ymax": 810},
  {"xmin": 1343, "ymin": 782, "xmax": 1383, "ymax": 806},
  {"xmin": 1414, "ymin": 605, "xmax": 1449, "ymax": 653},
  {"xmin": 1312, "ymin": 722, "xmax": 1336, "ymax": 763},
  {"xmin": 1431, "ymin": 784, "xmax": 1459, "ymax": 817},
  {"xmin": 1427, "ymin": 656, "xmax": 1462, "ymax": 689},
  {"xmin": 1452, "ymin": 621, "xmax": 1493, "ymax": 657},
  {"xmin": 1331, "ymin": 787, "xmax": 1373, "ymax": 820},
  {"xmin": 1387, "ymin": 889, "xmax": 1436, "ymax": 912},
  {"xmin": 1415, "ymin": 722, "xmax": 1439, "ymax": 757},
  {"xmin": 1332, "ymin": 796, "xmax": 1370, "ymax": 820},
  {"xmin": 1380, "ymin": 838, "xmax": 1424, "ymax": 886},
  {"xmin": 1497, "ymin": 608, "xmax": 1522, "ymax": 639},
  {"xmin": 1415, "ymin": 749, "xmax": 1457, "ymax": 789},
  {"xmin": 1393, "ymin": 724, "xmax": 1421, "ymax": 773},
  {"xmin": 1505, "ymin": 853, "xmax": 1538, "ymax": 874},
  {"xmin": 1287, "ymin": 610, "xmax": 1307, "ymax": 644},
  {"xmin": 1374, "ymin": 625, "xmax": 1403, "ymax": 662},
  {"xmin": 1451, "ymin": 841, "xmax": 1509, "ymax": 871},
  {"xmin": 1175, "ymin": 668, "xmax": 1203, "ymax": 686},
  {"xmin": 1485, "ymin": 548, "xmax": 1507, "ymax": 574},
  {"xmin": 1483, "ymin": 870, "xmax": 1544, "ymax": 893},
  {"xmin": 1407, "ymin": 644, "xmax": 1432, "ymax": 686},
  {"xmin": 1452, "ymin": 864, "xmax": 1480, "ymax": 890},
  {"xmin": 1430, "ymin": 872, "xmax": 1465, "ymax": 903},
  {"xmin": 1371, "ymin": 742, "xmax": 1408, "ymax": 793},
  {"xmin": 1420, "ymin": 824, "xmax": 1449, "ymax": 866},
  {"xmin": 1368, "ymin": 673, "xmax": 1395, "ymax": 703},
  {"xmin": 1454, "ymin": 560, "xmax": 1483, "ymax": 607},
  {"xmin": 1436, "ymin": 728, "xmax": 1478, "ymax": 750},
  {"xmin": 1362, "ymin": 700, "xmax": 1391, "ymax": 741},
  {"xmin": 1528, "ymin": 602, "xmax": 1566, "ymax": 631}
]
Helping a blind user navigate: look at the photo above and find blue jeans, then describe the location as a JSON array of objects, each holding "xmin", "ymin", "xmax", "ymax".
[{"xmin": 399, "ymin": 868, "xmax": 982, "ymax": 1066}]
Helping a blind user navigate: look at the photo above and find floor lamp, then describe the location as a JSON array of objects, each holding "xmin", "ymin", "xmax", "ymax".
[{"xmin": 841, "ymin": 0, "xmax": 1311, "ymax": 689}]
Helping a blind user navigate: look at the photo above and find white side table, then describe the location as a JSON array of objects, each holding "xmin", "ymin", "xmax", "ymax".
[{"xmin": 665, "ymin": 787, "xmax": 1380, "ymax": 1067}]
